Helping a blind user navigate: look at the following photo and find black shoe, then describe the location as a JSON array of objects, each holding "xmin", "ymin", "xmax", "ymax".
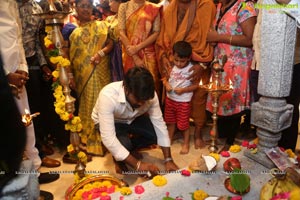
[
  {"xmin": 39, "ymin": 172, "xmax": 59, "ymax": 184},
  {"xmin": 40, "ymin": 190, "xmax": 54, "ymax": 200}
]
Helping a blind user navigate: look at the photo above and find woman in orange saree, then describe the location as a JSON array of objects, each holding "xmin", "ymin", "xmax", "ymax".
[{"xmin": 118, "ymin": 0, "xmax": 162, "ymax": 100}]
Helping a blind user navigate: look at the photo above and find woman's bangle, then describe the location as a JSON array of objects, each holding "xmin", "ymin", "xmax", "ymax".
[
  {"xmin": 229, "ymin": 35, "xmax": 233, "ymax": 45},
  {"xmin": 97, "ymin": 49, "xmax": 105, "ymax": 57},
  {"xmin": 164, "ymin": 157, "xmax": 173, "ymax": 163},
  {"xmin": 135, "ymin": 160, "xmax": 142, "ymax": 171}
]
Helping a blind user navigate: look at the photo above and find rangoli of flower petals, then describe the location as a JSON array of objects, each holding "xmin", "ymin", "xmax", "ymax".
[
  {"xmin": 229, "ymin": 145, "xmax": 241, "ymax": 153},
  {"xmin": 152, "ymin": 175, "xmax": 167, "ymax": 186},
  {"xmin": 134, "ymin": 185, "xmax": 145, "ymax": 194},
  {"xmin": 220, "ymin": 151, "xmax": 230, "ymax": 157}
]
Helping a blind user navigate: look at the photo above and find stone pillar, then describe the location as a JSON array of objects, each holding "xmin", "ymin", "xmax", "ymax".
[{"xmin": 244, "ymin": 0, "xmax": 297, "ymax": 168}]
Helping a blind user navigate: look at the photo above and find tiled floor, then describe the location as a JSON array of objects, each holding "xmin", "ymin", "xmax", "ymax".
[{"xmin": 39, "ymin": 123, "xmax": 299, "ymax": 199}]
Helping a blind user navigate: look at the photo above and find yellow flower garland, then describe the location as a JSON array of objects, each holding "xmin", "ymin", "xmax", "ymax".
[{"xmin": 44, "ymin": 25, "xmax": 87, "ymax": 182}]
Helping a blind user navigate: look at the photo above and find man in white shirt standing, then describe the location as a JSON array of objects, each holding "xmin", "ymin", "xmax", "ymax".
[
  {"xmin": 92, "ymin": 67, "xmax": 179, "ymax": 176},
  {"xmin": 0, "ymin": 0, "xmax": 41, "ymax": 170}
]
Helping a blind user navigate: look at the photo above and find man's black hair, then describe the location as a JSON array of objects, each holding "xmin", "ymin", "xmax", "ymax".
[
  {"xmin": 173, "ymin": 41, "xmax": 192, "ymax": 58},
  {"xmin": 123, "ymin": 67, "xmax": 155, "ymax": 101}
]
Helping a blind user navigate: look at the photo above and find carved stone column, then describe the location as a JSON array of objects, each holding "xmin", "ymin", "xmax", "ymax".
[{"xmin": 244, "ymin": 0, "xmax": 297, "ymax": 168}]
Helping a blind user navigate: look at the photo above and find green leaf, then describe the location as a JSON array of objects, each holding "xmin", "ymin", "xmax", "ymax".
[{"xmin": 229, "ymin": 168, "xmax": 250, "ymax": 193}]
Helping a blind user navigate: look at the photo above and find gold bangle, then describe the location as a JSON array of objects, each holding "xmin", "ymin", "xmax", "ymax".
[
  {"xmin": 229, "ymin": 35, "xmax": 233, "ymax": 45},
  {"xmin": 135, "ymin": 160, "xmax": 141, "ymax": 171},
  {"xmin": 97, "ymin": 50, "xmax": 105, "ymax": 57}
]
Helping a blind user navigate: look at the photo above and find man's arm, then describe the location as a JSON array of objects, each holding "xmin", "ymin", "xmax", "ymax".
[{"xmin": 148, "ymin": 93, "xmax": 179, "ymax": 171}]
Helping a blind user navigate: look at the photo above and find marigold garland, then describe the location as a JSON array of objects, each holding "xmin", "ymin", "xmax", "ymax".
[{"xmin": 44, "ymin": 26, "xmax": 87, "ymax": 182}]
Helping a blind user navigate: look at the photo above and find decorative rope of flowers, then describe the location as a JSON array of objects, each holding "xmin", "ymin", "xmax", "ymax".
[{"xmin": 44, "ymin": 25, "xmax": 87, "ymax": 181}]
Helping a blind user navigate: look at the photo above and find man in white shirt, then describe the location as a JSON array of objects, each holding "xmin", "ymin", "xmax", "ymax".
[
  {"xmin": 0, "ymin": 0, "xmax": 41, "ymax": 170},
  {"xmin": 92, "ymin": 67, "xmax": 179, "ymax": 176}
]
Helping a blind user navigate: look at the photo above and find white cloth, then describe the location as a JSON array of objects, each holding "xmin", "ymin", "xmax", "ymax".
[
  {"xmin": 158, "ymin": 0, "xmax": 170, "ymax": 10},
  {"xmin": 92, "ymin": 81, "xmax": 170, "ymax": 161},
  {"xmin": 1, "ymin": 160, "xmax": 39, "ymax": 200},
  {"xmin": 167, "ymin": 62, "xmax": 194, "ymax": 102},
  {"xmin": 0, "ymin": 0, "xmax": 41, "ymax": 170},
  {"xmin": 0, "ymin": 0, "xmax": 27, "ymax": 75}
]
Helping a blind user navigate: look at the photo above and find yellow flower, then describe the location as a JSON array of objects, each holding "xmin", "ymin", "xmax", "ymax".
[
  {"xmin": 92, "ymin": 181, "xmax": 102, "ymax": 188},
  {"xmin": 285, "ymin": 149, "xmax": 296, "ymax": 158},
  {"xmin": 76, "ymin": 123, "xmax": 83, "ymax": 132},
  {"xmin": 102, "ymin": 180, "xmax": 112, "ymax": 187},
  {"xmin": 229, "ymin": 145, "xmax": 241, "ymax": 153},
  {"xmin": 67, "ymin": 144, "xmax": 74, "ymax": 153},
  {"xmin": 60, "ymin": 112, "xmax": 70, "ymax": 121},
  {"xmin": 45, "ymin": 26, "xmax": 53, "ymax": 33},
  {"xmin": 119, "ymin": 187, "xmax": 132, "ymax": 195},
  {"xmin": 193, "ymin": 189, "xmax": 209, "ymax": 200},
  {"xmin": 77, "ymin": 151, "xmax": 87, "ymax": 164},
  {"xmin": 152, "ymin": 175, "xmax": 167, "ymax": 186},
  {"xmin": 60, "ymin": 58, "xmax": 70, "ymax": 67},
  {"xmin": 50, "ymin": 56, "xmax": 62, "ymax": 64},
  {"xmin": 74, "ymin": 189, "xmax": 84, "ymax": 198},
  {"xmin": 52, "ymin": 70, "xmax": 59, "ymax": 78},
  {"xmin": 72, "ymin": 116, "xmax": 81, "ymax": 125},
  {"xmin": 83, "ymin": 183, "xmax": 93, "ymax": 191},
  {"xmin": 44, "ymin": 37, "xmax": 53, "ymax": 48},
  {"xmin": 290, "ymin": 187, "xmax": 300, "ymax": 200},
  {"xmin": 209, "ymin": 153, "xmax": 220, "ymax": 162}
]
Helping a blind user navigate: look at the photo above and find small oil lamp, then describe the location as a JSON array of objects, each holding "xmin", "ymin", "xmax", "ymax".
[{"xmin": 22, "ymin": 109, "xmax": 40, "ymax": 127}]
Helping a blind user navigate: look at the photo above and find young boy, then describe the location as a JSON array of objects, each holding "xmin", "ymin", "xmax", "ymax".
[{"xmin": 162, "ymin": 41, "xmax": 199, "ymax": 154}]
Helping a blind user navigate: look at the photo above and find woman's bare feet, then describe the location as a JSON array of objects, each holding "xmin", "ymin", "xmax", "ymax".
[
  {"xmin": 194, "ymin": 137, "xmax": 206, "ymax": 149},
  {"xmin": 180, "ymin": 144, "xmax": 190, "ymax": 154}
]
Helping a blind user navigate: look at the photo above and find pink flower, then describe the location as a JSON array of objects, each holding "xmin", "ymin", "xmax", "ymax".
[
  {"xmin": 119, "ymin": 196, "xmax": 124, "ymax": 200},
  {"xmin": 220, "ymin": 151, "xmax": 230, "ymax": 157},
  {"xmin": 270, "ymin": 192, "xmax": 290, "ymax": 200},
  {"xmin": 241, "ymin": 140, "xmax": 249, "ymax": 147},
  {"xmin": 82, "ymin": 191, "xmax": 91, "ymax": 199},
  {"xmin": 107, "ymin": 185, "xmax": 115, "ymax": 194},
  {"xmin": 247, "ymin": 144, "xmax": 257, "ymax": 149},
  {"xmin": 279, "ymin": 147, "xmax": 285, "ymax": 152},
  {"xmin": 181, "ymin": 169, "xmax": 191, "ymax": 176},
  {"xmin": 100, "ymin": 195, "xmax": 111, "ymax": 200},
  {"xmin": 134, "ymin": 185, "xmax": 145, "ymax": 194},
  {"xmin": 231, "ymin": 196, "xmax": 242, "ymax": 200}
]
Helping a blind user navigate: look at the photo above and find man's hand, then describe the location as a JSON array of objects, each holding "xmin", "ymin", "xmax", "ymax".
[
  {"xmin": 7, "ymin": 70, "xmax": 29, "ymax": 88},
  {"xmin": 138, "ymin": 162, "xmax": 160, "ymax": 178},
  {"xmin": 41, "ymin": 65, "xmax": 52, "ymax": 81},
  {"xmin": 164, "ymin": 160, "xmax": 179, "ymax": 172},
  {"xmin": 276, "ymin": 0, "xmax": 291, "ymax": 4}
]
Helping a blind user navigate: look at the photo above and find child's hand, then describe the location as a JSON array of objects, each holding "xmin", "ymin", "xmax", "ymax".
[
  {"xmin": 165, "ymin": 84, "xmax": 173, "ymax": 92},
  {"xmin": 174, "ymin": 88, "xmax": 184, "ymax": 95}
]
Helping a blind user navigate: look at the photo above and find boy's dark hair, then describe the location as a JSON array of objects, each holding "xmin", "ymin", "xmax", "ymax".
[
  {"xmin": 173, "ymin": 41, "xmax": 192, "ymax": 58},
  {"xmin": 123, "ymin": 67, "xmax": 155, "ymax": 101}
]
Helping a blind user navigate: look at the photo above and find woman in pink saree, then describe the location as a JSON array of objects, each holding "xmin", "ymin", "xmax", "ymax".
[{"xmin": 118, "ymin": 0, "xmax": 162, "ymax": 99}]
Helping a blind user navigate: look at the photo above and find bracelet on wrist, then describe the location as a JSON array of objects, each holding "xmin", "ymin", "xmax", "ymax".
[
  {"xmin": 164, "ymin": 157, "xmax": 173, "ymax": 163},
  {"xmin": 198, "ymin": 62, "xmax": 207, "ymax": 70},
  {"xmin": 97, "ymin": 49, "xmax": 105, "ymax": 58},
  {"xmin": 135, "ymin": 160, "xmax": 142, "ymax": 171}
]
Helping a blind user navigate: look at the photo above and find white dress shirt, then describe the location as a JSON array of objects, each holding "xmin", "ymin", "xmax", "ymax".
[
  {"xmin": 0, "ymin": 0, "xmax": 28, "ymax": 75},
  {"xmin": 92, "ymin": 81, "xmax": 170, "ymax": 161}
]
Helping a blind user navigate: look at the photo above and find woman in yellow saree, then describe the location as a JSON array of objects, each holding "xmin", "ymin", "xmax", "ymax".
[
  {"xmin": 118, "ymin": 0, "xmax": 162, "ymax": 100},
  {"xmin": 69, "ymin": 0, "xmax": 113, "ymax": 156}
]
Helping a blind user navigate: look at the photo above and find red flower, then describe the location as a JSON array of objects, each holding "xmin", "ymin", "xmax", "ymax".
[
  {"xmin": 69, "ymin": 113, "xmax": 73, "ymax": 119},
  {"xmin": 47, "ymin": 44, "xmax": 55, "ymax": 50},
  {"xmin": 241, "ymin": 140, "xmax": 249, "ymax": 147},
  {"xmin": 134, "ymin": 185, "xmax": 145, "ymax": 194},
  {"xmin": 181, "ymin": 169, "xmax": 191, "ymax": 176},
  {"xmin": 220, "ymin": 151, "xmax": 230, "ymax": 157},
  {"xmin": 247, "ymin": 144, "xmax": 257, "ymax": 149}
]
